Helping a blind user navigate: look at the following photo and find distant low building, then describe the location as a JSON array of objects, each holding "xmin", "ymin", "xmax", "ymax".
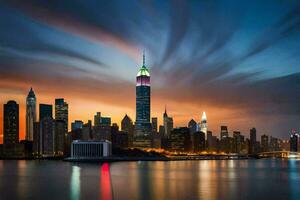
[{"xmin": 70, "ymin": 140, "xmax": 112, "ymax": 159}]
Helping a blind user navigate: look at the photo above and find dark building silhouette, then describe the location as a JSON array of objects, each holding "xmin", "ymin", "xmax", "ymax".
[
  {"xmin": 170, "ymin": 127, "xmax": 191, "ymax": 152},
  {"xmin": 3, "ymin": 100, "xmax": 19, "ymax": 146},
  {"xmin": 290, "ymin": 132, "xmax": 298, "ymax": 152},
  {"xmin": 71, "ymin": 120, "xmax": 83, "ymax": 131},
  {"xmin": 151, "ymin": 117, "xmax": 158, "ymax": 133},
  {"xmin": 39, "ymin": 104, "xmax": 52, "ymax": 121},
  {"xmin": 249, "ymin": 128, "xmax": 257, "ymax": 154},
  {"xmin": 261, "ymin": 134, "xmax": 269, "ymax": 152},
  {"xmin": 121, "ymin": 114, "xmax": 134, "ymax": 147},
  {"xmin": 193, "ymin": 131, "xmax": 206, "ymax": 152},
  {"xmin": 220, "ymin": 126, "xmax": 228, "ymax": 140},
  {"xmin": 55, "ymin": 98, "xmax": 68, "ymax": 133}
]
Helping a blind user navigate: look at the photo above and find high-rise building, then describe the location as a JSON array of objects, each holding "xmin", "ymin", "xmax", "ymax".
[
  {"xmin": 200, "ymin": 112, "xmax": 207, "ymax": 136},
  {"xmin": 220, "ymin": 126, "xmax": 228, "ymax": 140},
  {"xmin": 55, "ymin": 120, "xmax": 65, "ymax": 155},
  {"xmin": 188, "ymin": 119, "xmax": 198, "ymax": 135},
  {"xmin": 170, "ymin": 127, "xmax": 191, "ymax": 152},
  {"xmin": 290, "ymin": 131, "xmax": 298, "ymax": 152},
  {"xmin": 94, "ymin": 112, "xmax": 101, "ymax": 126},
  {"xmin": 94, "ymin": 112, "xmax": 111, "ymax": 127},
  {"xmin": 261, "ymin": 134, "xmax": 269, "ymax": 152},
  {"xmin": 3, "ymin": 100, "xmax": 19, "ymax": 145},
  {"xmin": 163, "ymin": 107, "xmax": 173, "ymax": 137},
  {"xmin": 249, "ymin": 128, "xmax": 257, "ymax": 154},
  {"xmin": 193, "ymin": 131, "xmax": 206, "ymax": 152},
  {"xmin": 39, "ymin": 104, "xmax": 52, "ymax": 121},
  {"xmin": 40, "ymin": 117, "xmax": 55, "ymax": 156},
  {"xmin": 55, "ymin": 98, "xmax": 68, "ymax": 133},
  {"xmin": 121, "ymin": 114, "xmax": 134, "ymax": 147},
  {"xmin": 71, "ymin": 120, "xmax": 84, "ymax": 131},
  {"xmin": 151, "ymin": 117, "xmax": 158, "ymax": 132},
  {"xmin": 135, "ymin": 52, "xmax": 151, "ymax": 136},
  {"xmin": 26, "ymin": 88, "xmax": 36, "ymax": 141}
]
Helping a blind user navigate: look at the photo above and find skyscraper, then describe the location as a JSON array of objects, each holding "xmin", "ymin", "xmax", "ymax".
[
  {"xmin": 55, "ymin": 98, "xmax": 68, "ymax": 135},
  {"xmin": 163, "ymin": 107, "xmax": 173, "ymax": 137},
  {"xmin": 220, "ymin": 126, "xmax": 229, "ymax": 140},
  {"xmin": 39, "ymin": 104, "xmax": 53, "ymax": 120},
  {"xmin": 94, "ymin": 112, "xmax": 101, "ymax": 126},
  {"xmin": 151, "ymin": 117, "xmax": 158, "ymax": 133},
  {"xmin": 26, "ymin": 88, "xmax": 36, "ymax": 141},
  {"xmin": 249, "ymin": 128, "xmax": 257, "ymax": 154},
  {"xmin": 200, "ymin": 112, "xmax": 207, "ymax": 135},
  {"xmin": 3, "ymin": 100, "xmax": 19, "ymax": 145},
  {"xmin": 135, "ymin": 52, "xmax": 151, "ymax": 136}
]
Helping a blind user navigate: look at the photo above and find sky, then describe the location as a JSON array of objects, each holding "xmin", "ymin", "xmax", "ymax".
[{"xmin": 0, "ymin": 0, "xmax": 300, "ymax": 142}]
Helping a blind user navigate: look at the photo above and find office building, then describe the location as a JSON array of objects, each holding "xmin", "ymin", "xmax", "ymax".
[
  {"xmin": 249, "ymin": 128, "xmax": 257, "ymax": 154},
  {"xmin": 151, "ymin": 117, "xmax": 158, "ymax": 132},
  {"xmin": 170, "ymin": 127, "xmax": 191, "ymax": 152},
  {"xmin": 261, "ymin": 134, "xmax": 269, "ymax": 152},
  {"xmin": 290, "ymin": 132, "xmax": 298, "ymax": 152},
  {"xmin": 163, "ymin": 107, "xmax": 173, "ymax": 137},
  {"xmin": 220, "ymin": 126, "xmax": 228, "ymax": 140},
  {"xmin": 39, "ymin": 104, "xmax": 52, "ymax": 120},
  {"xmin": 135, "ymin": 52, "xmax": 151, "ymax": 136},
  {"xmin": 71, "ymin": 140, "xmax": 112, "ymax": 159},
  {"xmin": 55, "ymin": 98, "xmax": 68, "ymax": 133},
  {"xmin": 26, "ymin": 88, "xmax": 36, "ymax": 141},
  {"xmin": 3, "ymin": 100, "xmax": 19, "ymax": 146},
  {"xmin": 71, "ymin": 120, "xmax": 84, "ymax": 131}
]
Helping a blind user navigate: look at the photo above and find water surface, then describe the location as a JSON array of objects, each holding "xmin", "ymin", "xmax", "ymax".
[{"xmin": 0, "ymin": 159, "xmax": 299, "ymax": 200}]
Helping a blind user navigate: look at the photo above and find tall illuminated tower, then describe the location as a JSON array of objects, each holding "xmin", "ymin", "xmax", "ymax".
[
  {"xmin": 26, "ymin": 88, "xmax": 36, "ymax": 141},
  {"xmin": 200, "ymin": 111, "xmax": 207, "ymax": 135},
  {"xmin": 135, "ymin": 51, "xmax": 151, "ymax": 136}
]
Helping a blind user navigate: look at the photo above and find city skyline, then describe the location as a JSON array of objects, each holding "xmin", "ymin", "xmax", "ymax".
[{"xmin": 1, "ymin": 1, "xmax": 300, "ymax": 141}]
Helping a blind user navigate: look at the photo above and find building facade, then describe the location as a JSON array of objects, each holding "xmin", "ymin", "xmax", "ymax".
[
  {"xmin": 71, "ymin": 140, "xmax": 112, "ymax": 158},
  {"xmin": 3, "ymin": 100, "xmax": 19, "ymax": 146},
  {"xmin": 55, "ymin": 98, "xmax": 68, "ymax": 133},
  {"xmin": 135, "ymin": 52, "xmax": 151, "ymax": 136},
  {"xmin": 26, "ymin": 88, "xmax": 36, "ymax": 141}
]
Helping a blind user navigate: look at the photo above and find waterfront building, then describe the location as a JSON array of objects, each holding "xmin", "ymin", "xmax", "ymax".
[
  {"xmin": 112, "ymin": 131, "xmax": 129, "ymax": 149},
  {"xmin": 249, "ymin": 128, "xmax": 257, "ymax": 154},
  {"xmin": 71, "ymin": 120, "xmax": 84, "ymax": 131},
  {"xmin": 290, "ymin": 132, "xmax": 298, "ymax": 152},
  {"xmin": 26, "ymin": 88, "xmax": 36, "ymax": 141},
  {"xmin": 151, "ymin": 117, "xmax": 158, "ymax": 133},
  {"xmin": 269, "ymin": 136, "xmax": 280, "ymax": 151},
  {"xmin": 163, "ymin": 107, "xmax": 173, "ymax": 137},
  {"xmin": 55, "ymin": 120, "xmax": 65, "ymax": 155},
  {"xmin": 39, "ymin": 104, "xmax": 52, "ymax": 120},
  {"xmin": 71, "ymin": 140, "xmax": 112, "ymax": 159},
  {"xmin": 170, "ymin": 127, "xmax": 191, "ymax": 152},
  {"xmin": 135, "ymin": 52, "xmax": 151, "ymax": 136},
  {"xmin": 220, "ymin": 126, "xmax": 228, "ymax": 140},
  {"xmin": 55, "ymin": 98, "xmax": 68, "ymax": 133},
  {"xmin": 200, "ymin": 112, "xmax": 207, "ymax": 135},
  {"xmin": 3, "ymin": 100, "xmax": 19, "ymax": 146},
  {"xmin": 193, "ymin": 131, "xmax": 206, "ymax": 152},
  {"xmin": 233, "ymin": 131, "xmax": 244, "ymax": 154},
  {"xmin": 261, "ymin": 134, "xmax": 269, "ymax": 152},
  {"xmin": 40, "ymin": 117, "xmax": 55, "ymax": 156},
  {"xmin": 121, "ymin": 114, "xmax": 134, "ymax": 147}
]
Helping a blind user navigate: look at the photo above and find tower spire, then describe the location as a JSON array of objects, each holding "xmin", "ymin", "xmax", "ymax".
[{"xmin": 143, "ymin": 49, "xmax": 145, "ymax": 66}]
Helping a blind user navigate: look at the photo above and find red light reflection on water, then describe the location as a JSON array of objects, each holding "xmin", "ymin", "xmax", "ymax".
[{"xmin": 100, "ymin": 163, "xmax": 112, "ymax": 200}]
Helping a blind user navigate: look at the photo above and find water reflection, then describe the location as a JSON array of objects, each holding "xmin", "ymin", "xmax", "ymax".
[
  {"xmin": 100, "ymin": 163, "xmax": 112, "ymax": 200},
  {"xmin": 71, "ymin": 166, "xmax": 81, "ymax": 200}
]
